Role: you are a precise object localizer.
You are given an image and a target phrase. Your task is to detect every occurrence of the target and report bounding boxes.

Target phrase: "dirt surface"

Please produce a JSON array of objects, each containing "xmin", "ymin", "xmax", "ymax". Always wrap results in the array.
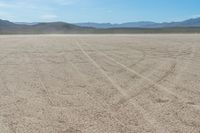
[{"xmin": 0, "ymin": 34, "xmax": 200, "ymax": 133}]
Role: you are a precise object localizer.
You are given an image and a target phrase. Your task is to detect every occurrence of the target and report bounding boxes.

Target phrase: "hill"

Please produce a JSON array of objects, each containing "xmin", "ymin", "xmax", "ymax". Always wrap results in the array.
[
  {"xmin": 0, "ymin": 19, "xmax": 17, "ymax": 26},
  {"xmin": 0, "ymin": 20, "xmax": 92, "ymax": 34},
  {"xmin": 1, "ymin": 18, "xmax": 200, "ymax": 34},
  {"xmin": 75, "ymin": 17, "xmax": 200, "ymax": 28}
]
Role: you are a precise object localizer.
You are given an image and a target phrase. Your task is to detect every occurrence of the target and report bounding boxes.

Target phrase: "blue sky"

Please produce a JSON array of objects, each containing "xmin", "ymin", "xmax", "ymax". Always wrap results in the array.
[{"xmin": 0, "ymin": 0, "xmax": 200, "ymax": 23}]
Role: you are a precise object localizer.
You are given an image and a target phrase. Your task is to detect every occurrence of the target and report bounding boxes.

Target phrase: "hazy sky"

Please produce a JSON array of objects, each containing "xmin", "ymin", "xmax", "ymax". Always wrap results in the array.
[{"xmin": 0, "ymin": 0, "xmax": 200, "ymax": 23}]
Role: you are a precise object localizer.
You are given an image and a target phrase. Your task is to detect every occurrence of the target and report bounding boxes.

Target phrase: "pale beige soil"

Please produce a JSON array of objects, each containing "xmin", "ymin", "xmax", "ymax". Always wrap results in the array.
[{"xmin": 0, "ymin": 34, "xmax": 200, "ymax": 133}]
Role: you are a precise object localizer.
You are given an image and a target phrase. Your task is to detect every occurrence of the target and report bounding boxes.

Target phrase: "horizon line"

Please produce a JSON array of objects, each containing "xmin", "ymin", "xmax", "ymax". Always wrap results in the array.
[{"xmin": 5, "ymin": 16, "xmax": 199, "ymax": 24}]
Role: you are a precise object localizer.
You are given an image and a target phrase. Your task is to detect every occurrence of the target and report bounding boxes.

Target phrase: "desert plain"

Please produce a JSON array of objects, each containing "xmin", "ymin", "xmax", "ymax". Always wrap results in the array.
[{"xmin": 0, "ymin": 34, "xmax": 200, "ymax": 133}]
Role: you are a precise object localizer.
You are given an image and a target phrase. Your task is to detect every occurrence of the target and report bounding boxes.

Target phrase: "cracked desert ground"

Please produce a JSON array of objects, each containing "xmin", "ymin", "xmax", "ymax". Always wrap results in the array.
[{"xmin": 0, "ymin": 34, "xmax": 200, "ymax": 133}]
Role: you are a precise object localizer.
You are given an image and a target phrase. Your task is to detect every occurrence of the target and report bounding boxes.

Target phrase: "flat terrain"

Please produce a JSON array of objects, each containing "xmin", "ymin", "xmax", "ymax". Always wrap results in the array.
[{"xmin": 0, "ymin": 34, "xmax": 200, "ymax": 133}]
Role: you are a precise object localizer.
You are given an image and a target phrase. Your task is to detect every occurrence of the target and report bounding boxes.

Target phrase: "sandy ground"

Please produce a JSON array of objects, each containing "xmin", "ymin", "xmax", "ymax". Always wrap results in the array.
[{"xmin": 0, "ymin": 34, "xmax": 200, "ymax": 133}]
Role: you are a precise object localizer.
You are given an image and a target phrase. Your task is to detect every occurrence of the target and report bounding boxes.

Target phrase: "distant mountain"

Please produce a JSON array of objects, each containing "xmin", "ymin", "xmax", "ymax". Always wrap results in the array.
[
  {"xmin": 75, "ymin": 23, "xmax": 113, "ymax": 28},
  {"xmin": 0, "ymin": 20, "xmax": 93, "ymax": 34},
  {"xmin": 161, "ymin": 17, "xmax": 200, "ymax": 27},
  {"xmin": 0, "ymin": 19, "xmax": 17, "ymax": 26},
  {"xmin": 75, "ymin": 17, "xmax": 200, "ymax": 28},
  {"xmin": 1, "ymin": 18, "xmax": 200, "ymax": 34},
  {"xmin": 116, "ymin": 22, "xmax": 157, "ymax": 28},
  {"xmin": 31, "ymin": 22, "xmax": 84, "ymax": 31},
  {"xmin": 14, "ymin": 22, "xmax": 39, "ymax": 25},
  {"xmin": 75, "ymin": 21, "xmax": 156, "ymax": 28}
]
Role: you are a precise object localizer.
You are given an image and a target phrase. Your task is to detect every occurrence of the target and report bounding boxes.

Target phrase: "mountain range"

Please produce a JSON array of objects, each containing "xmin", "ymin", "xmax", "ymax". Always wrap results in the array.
[
  {"xmin": 1, "ymin": 17, "xmax": 200, "ymax": 34},
  {"xmin": 75, "ymin": 17, "xmax": 200, "ymax": 28},
  {"xmin": 0, "ymin": 20, "xmax": 92, "ymax": 34}
]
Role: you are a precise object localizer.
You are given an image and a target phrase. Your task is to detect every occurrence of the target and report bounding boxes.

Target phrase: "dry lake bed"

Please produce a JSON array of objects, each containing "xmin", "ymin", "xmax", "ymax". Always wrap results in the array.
[{"xmin": 0, "ymin": 34, "xmax": 200, "ymax": 133}]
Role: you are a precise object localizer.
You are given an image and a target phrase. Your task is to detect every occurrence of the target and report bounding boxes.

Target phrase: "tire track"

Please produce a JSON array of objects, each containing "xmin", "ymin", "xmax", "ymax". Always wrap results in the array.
[
  {"xmin": 118, "ymin": 61, "xmax": 177, "ymax": 107},
  {"xmin": 99, "ymin": 44, "xmax": 178, "ymax": 100},
  {"xmin": 76, "ymin": 41, "xmax": 169, "ymax": 133},
  {"xmin": 62, "ymin": 43, "xmax": 133, "ymax": 132},
  {"xmin": 82, "ymin": 40, "xmax": 200, "ymax": 131},
  {"xmin": 95, "ymin": 42, "xmax": 147, "ymax": 74},
  {"xmin": 63, "ymin": 54, "xmax": 133, "ymax": 132},
  {"xmin": 172, "ymin": 45, "xmax": 197, "ymax": 89},
  {"xmin": 89, "ymin": 44, "xmax": 200, "ymax": 110},
  {"xmin": 112, "ymin": 50, "xmax": 147, "ymax": 74},
  {"xmin": 27, "ymin": 53, "xmax": 54, "ymax": 106}
]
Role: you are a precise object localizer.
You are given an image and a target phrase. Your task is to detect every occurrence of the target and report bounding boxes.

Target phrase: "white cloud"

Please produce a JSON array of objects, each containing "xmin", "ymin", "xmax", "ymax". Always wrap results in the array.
[
  {"xmin": 40, "ymin": 14, "xmax": 58, "ymax": 21},
  {"xmin": 192, "ymin": 14, "xmax": 200, "ymax": 18},
  {"xmin": 0, "ymin": 11, "xmax": 15, "ymax": 20}
]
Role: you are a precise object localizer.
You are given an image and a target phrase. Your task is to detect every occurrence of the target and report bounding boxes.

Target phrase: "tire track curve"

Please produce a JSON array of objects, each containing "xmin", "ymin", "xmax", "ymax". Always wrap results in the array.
[
  {"xmin": 88, "ymin": 43, "xmax": 200, "ymax": 111},
  {"xmin": 76, "ymin": 41, "xmax": 170, "ymax": 133}
]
